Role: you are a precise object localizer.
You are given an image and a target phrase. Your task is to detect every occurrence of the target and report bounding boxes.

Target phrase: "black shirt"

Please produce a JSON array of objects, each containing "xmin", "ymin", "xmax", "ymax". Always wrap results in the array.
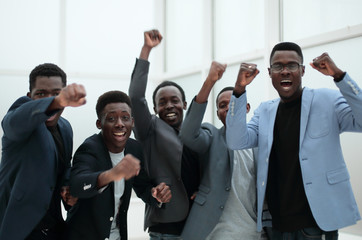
[
  {"xmin": 34, "ymin": 125, "xmax": 67, "ymax": 233},
  {"xmin": 267, "ymin": 95, "xmax": 317, "ymax": 232}
]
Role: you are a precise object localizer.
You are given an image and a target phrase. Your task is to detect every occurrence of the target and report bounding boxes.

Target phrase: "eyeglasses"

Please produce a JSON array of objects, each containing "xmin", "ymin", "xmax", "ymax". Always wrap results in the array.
[{"xmin": 270, "ymin": 63, "xmax": 303, "ymax": 73}]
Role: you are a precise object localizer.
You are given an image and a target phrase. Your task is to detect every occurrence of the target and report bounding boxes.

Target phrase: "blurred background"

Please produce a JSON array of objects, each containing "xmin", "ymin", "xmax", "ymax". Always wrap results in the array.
[{"xmin": 1, "ymin": 0, "xmax": 362, "ymax": 239}]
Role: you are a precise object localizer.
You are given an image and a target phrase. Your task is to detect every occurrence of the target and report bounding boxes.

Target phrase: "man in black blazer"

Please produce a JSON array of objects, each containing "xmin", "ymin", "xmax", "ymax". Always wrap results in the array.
[
  {"xmin": 67, "ymin": 91, "xmax": 171, "ymax": 240},
  {"xmin": 0, "ymin": 63, "xmax": 86, "ymax": 240}
]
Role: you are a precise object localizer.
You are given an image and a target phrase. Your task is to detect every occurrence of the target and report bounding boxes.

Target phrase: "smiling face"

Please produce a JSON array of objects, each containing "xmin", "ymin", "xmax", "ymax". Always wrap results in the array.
[
  {"xmin": 268, "ymin": 50, "xmax": 305, "ymax": 103},
  {"xmin": 97, "ymin": 102, "xmax": 134, "ymax": 153},
  {"xmin": 154, "ymin": 85, "xmax": 187, "ymax": 130},
  {"xmin": 27, "ymin": 76, "xmax": 64, "ymax": 127},
  {"xmin": 216, "ymin": 90, "xmax": 232, "ymax": 126}
]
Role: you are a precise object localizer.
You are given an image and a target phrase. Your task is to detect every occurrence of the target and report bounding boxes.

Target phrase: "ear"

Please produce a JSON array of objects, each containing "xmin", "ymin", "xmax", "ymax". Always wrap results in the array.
[
  {"xmin": 246, "ymin": 103, "xmax": 251, "ymax": 113},
  {"xmin": 183, "ymin": 101, "xmax": 187, "ymax": 110},
  {"xmin": 153, "ymin": 106, "xmax": 158, "ymax": 115},
  {"xmin": 268, "ymin": 68, "xmax": 272, "ymax": 78},
  {"xmin": 216, "ymin": 109, "xmax": 221, "ymax": 120},
  {"xmin": 301, "ymin": 65, "xmax": 305, "ymax": 77},
  {"xmin": 96, "ymin": 119, "xmax": 102, "ymax": 129},
  {"xmin": 132, "ymin": 117, "xmax": 135, "ymax": 128},
  {"xmin": 27, "ymin": 92, "xmax": 31, "ymax": 98}
]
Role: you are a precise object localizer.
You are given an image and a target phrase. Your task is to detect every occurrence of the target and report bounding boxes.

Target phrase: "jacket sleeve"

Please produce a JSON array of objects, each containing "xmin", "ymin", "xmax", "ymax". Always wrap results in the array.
[
  {"xmin": 226, "ymin": 92, "xmax": 259, "ymax": 150},
  {"xmin": 128, "ymin": 58, "xmax": 153, "ymax": 141},
  {"xmin": 69, "ymin": 143, "xmax": 104, "ymax": 199},
  {"xmin": 2, "ymin": 96, "xmax": 60, "ymax": 141},
  {"xmin": 335, "ymin": 73, "xmax": 362, "ymax": 131},
  {"xmin": 179, "ymin": 98, "xmax": 212, "ymax": 154}
]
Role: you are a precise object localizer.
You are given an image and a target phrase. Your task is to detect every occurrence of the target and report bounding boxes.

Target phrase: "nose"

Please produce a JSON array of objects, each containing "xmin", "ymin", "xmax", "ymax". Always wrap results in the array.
[
  {"xmin": 165, "ymin": 101, "xmax": 173, "ymax": 109},
  {"xmin": 280, "ymin": 65, "xmax": 291, "ymax": 74},
  {"xmin": 115, "ymin": 117, "xmax": 125, "ymax": 127}
]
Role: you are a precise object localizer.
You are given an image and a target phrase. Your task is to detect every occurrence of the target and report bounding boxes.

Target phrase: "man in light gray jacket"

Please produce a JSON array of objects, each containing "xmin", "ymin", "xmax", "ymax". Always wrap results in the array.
[{"xmin": 180, "ymin": 61, "xmax": 266, "ymax": 240}]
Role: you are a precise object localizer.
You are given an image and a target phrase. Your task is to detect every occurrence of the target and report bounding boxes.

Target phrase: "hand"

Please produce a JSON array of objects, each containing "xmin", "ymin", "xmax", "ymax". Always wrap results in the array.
[
  {"xmin": 310, "ymin": 52, "xmax": 344, "ymax": 79},
  {"xmin": 144, "ymin": 29, "xmax": 163, "ymax": 49},
  {"xmin": 234, "ymin": 63, "xmax": 259, "ymax": 94},
  {"xmin": 151, "ymin": 182, "xmax": 172, "ymax": 203},
  {"xmin": 55, "ymin": 83, "xmax": 87, "ymax": 108},
  {"xmin": 60, "ymin": 186, "xmax": 78, "ymax": 207},
  {"xmin": 206, "ymin": 61, "xmax": 227, "ymax": 83},
  {"xmin": 110, "ymin": 154, "xmax": 141, "ymax": 181},
  {"xmin": 190, "ymin": 191, "xmax": 197, "ymax": 200}
]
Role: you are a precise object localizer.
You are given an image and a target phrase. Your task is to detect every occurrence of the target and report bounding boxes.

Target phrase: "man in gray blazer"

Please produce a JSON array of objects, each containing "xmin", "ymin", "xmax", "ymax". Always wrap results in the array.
[
  {"xmin": 128, "ymin": 30, "xmax": 200, "ymax": 239},
  {"xmin": 179, "ymin": 61, "xmax": 264, "ymax": 240}
]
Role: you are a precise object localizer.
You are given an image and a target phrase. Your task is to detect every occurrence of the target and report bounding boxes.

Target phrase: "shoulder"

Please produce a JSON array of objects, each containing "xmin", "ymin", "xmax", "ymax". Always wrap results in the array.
[
  {"xmin": 201, "ymin": 122, "xmax": 219, "ymax": 132},
  {"xmin": 58, "ymin": 116, "xmax": 72, "ymax": 129},
  {"xmin": 125, "ymin": 138, "xmax": 144, "ymax": 158},
  {"xmin": 304, "ymin": 87, "xmax": 340, "ymax": 101},
  {"xmin": 76, "ymin": 134, "xmax": 103, "ymax": 153},
  {"xmin": 7, "ymin": 96, "xmax": 31, "ymax": 112}
]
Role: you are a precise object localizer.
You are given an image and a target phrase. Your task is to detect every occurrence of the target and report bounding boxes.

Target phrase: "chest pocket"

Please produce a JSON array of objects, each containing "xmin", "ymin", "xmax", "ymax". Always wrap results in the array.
[{"xmin": 307, "ymin": 113, "xmax": 330, "ymax": 138}]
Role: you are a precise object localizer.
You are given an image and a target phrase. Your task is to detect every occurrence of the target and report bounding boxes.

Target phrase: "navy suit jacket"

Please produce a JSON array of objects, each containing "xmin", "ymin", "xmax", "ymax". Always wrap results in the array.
[
  {"xmin": 0, "ymin": 96, "xmax": 73, "ymax": 240},
  {"xmin": 67, "ymin": 133, "xmax": 158, "ymax": 240}
]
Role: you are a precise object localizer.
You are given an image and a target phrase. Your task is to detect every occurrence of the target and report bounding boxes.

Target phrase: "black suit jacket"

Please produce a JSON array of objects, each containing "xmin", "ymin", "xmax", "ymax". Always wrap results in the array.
[
  {"xmin": 0, "ymin": 96, "xmax": 73, "ymax": 240},
  {"xmin": 66, "ymin": 133, "xmax": 158, "ymax": 240}
]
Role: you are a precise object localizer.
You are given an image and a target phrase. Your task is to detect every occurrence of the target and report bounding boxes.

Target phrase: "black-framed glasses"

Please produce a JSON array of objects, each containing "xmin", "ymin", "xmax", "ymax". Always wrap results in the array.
[{"xmin": 270, "ymin": 63, "xmax": 303, "ymax": 73}]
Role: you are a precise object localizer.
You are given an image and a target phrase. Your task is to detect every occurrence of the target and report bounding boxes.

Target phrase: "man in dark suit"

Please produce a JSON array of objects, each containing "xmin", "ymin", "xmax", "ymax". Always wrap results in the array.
[
  {"xmin": 66, "ymin": 90, "xmax": 171, "ymax": 240},
  {"xmin": 0, "ymin": 63, "xmax": 86, "ymax": 240},
  {"xmin": 128, "ymin": 30, "xmax": 200, "ymax": 239}
]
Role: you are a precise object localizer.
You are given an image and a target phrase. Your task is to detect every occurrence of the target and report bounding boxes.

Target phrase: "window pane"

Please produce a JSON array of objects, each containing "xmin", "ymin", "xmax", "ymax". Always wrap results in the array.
[
  {"xmin": 214, "ymin": 0, "xmax": 265, "ymax": 60},
  {"xmin": 302, "ymin": 36, "xmax": 362, "ymax": 90},
  {"xmin": 0, "ymin": 0, "xmax": 60, "ymax": 70},
  {"xmin": 170, "ymin": 73, "xmax": 203, "ymax": 106},
  {"xmin": 283, "ymin": 0, "xmax": 362, "ymax": 40},
  {"xmin": 165, "ymin": 1, "xmax": 203, "ymax": 72},
  {"xmin": 66, "ymin": 0, "xmax": 155, "ymax": 75}
]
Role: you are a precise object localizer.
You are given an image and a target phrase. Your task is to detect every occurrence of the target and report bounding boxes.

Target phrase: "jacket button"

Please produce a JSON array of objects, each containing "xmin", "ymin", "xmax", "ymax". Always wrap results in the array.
[
  {"xmin": 220, "ymin": 205, "xmax": 224, "ymax": 209},
  {"xmin": 110, "ymin": 217, "xmax": 113, "ymax": 221},
  {"xmin": 225, "ymin": 187, "xmax": 230, "ymax": 191}
]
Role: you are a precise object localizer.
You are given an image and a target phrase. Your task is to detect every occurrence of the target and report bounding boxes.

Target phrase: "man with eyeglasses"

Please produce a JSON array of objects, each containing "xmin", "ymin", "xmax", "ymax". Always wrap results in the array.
[{"xmin": 226, "ymin": 42, "xmax": 362, "ymax": 240}]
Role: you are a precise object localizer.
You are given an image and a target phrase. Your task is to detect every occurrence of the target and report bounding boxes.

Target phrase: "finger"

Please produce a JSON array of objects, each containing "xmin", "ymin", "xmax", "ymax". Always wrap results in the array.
[
  {"xmin": 158, "ymin": 189, "xmax": 171, "ymax": 202},
  {"xmin": 156, "ymin": 182, "xmax": 166, "ymax": 190},
  {"xmin": 158, "ymin": 185, "xmax": 170, "ymax": 196},
  {"xmin": 160, "ymin": 191, "xmax": 172, "ymax": 203}
]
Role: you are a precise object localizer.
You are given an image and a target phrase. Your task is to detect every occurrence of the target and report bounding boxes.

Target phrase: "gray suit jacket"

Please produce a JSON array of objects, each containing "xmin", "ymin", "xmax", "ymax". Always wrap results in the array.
[
  {"xmin": 179, "ymin": 99, "xmax": 234, "ymax": 240},
  {"xmin": 128, "ymin": 59, "xmax": 190, "ymax": 230}
]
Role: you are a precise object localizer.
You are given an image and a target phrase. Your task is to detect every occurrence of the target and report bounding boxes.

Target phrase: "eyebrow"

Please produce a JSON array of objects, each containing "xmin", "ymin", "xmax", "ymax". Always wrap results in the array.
[{"xmin": 34, "ymin": 88, "xmax": 62, "ymax": 92}]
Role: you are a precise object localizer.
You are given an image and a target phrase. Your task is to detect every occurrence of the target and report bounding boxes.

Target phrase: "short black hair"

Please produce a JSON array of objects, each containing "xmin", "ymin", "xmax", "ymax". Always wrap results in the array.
[
  {"xmin": 152, "ymin": 81, "xmax": 186, "ymax": 107},
  {"xmin": 270, "ymin": 42, "xmax": 303, "ymax": 64},
  {"xmin": 216, "ymin": 86, "xmax": 234, "ymax": 107},
  {"xmin": 96, "ymin": 91, "xmax": 132, "ymax": 119},
  {"xmin": 29, "ymin": 63, "xmax": 66, "ymax": 92}
]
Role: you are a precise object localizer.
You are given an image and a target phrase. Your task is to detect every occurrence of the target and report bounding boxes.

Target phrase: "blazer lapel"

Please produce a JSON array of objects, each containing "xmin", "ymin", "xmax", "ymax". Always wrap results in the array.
[
  {"xmin": 300, "ymin": 88, "xmax": 313, "ymax": 146},
  {"xmin": 267, "ymin": 99, "xmax": 280, "ymax": 152}
]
